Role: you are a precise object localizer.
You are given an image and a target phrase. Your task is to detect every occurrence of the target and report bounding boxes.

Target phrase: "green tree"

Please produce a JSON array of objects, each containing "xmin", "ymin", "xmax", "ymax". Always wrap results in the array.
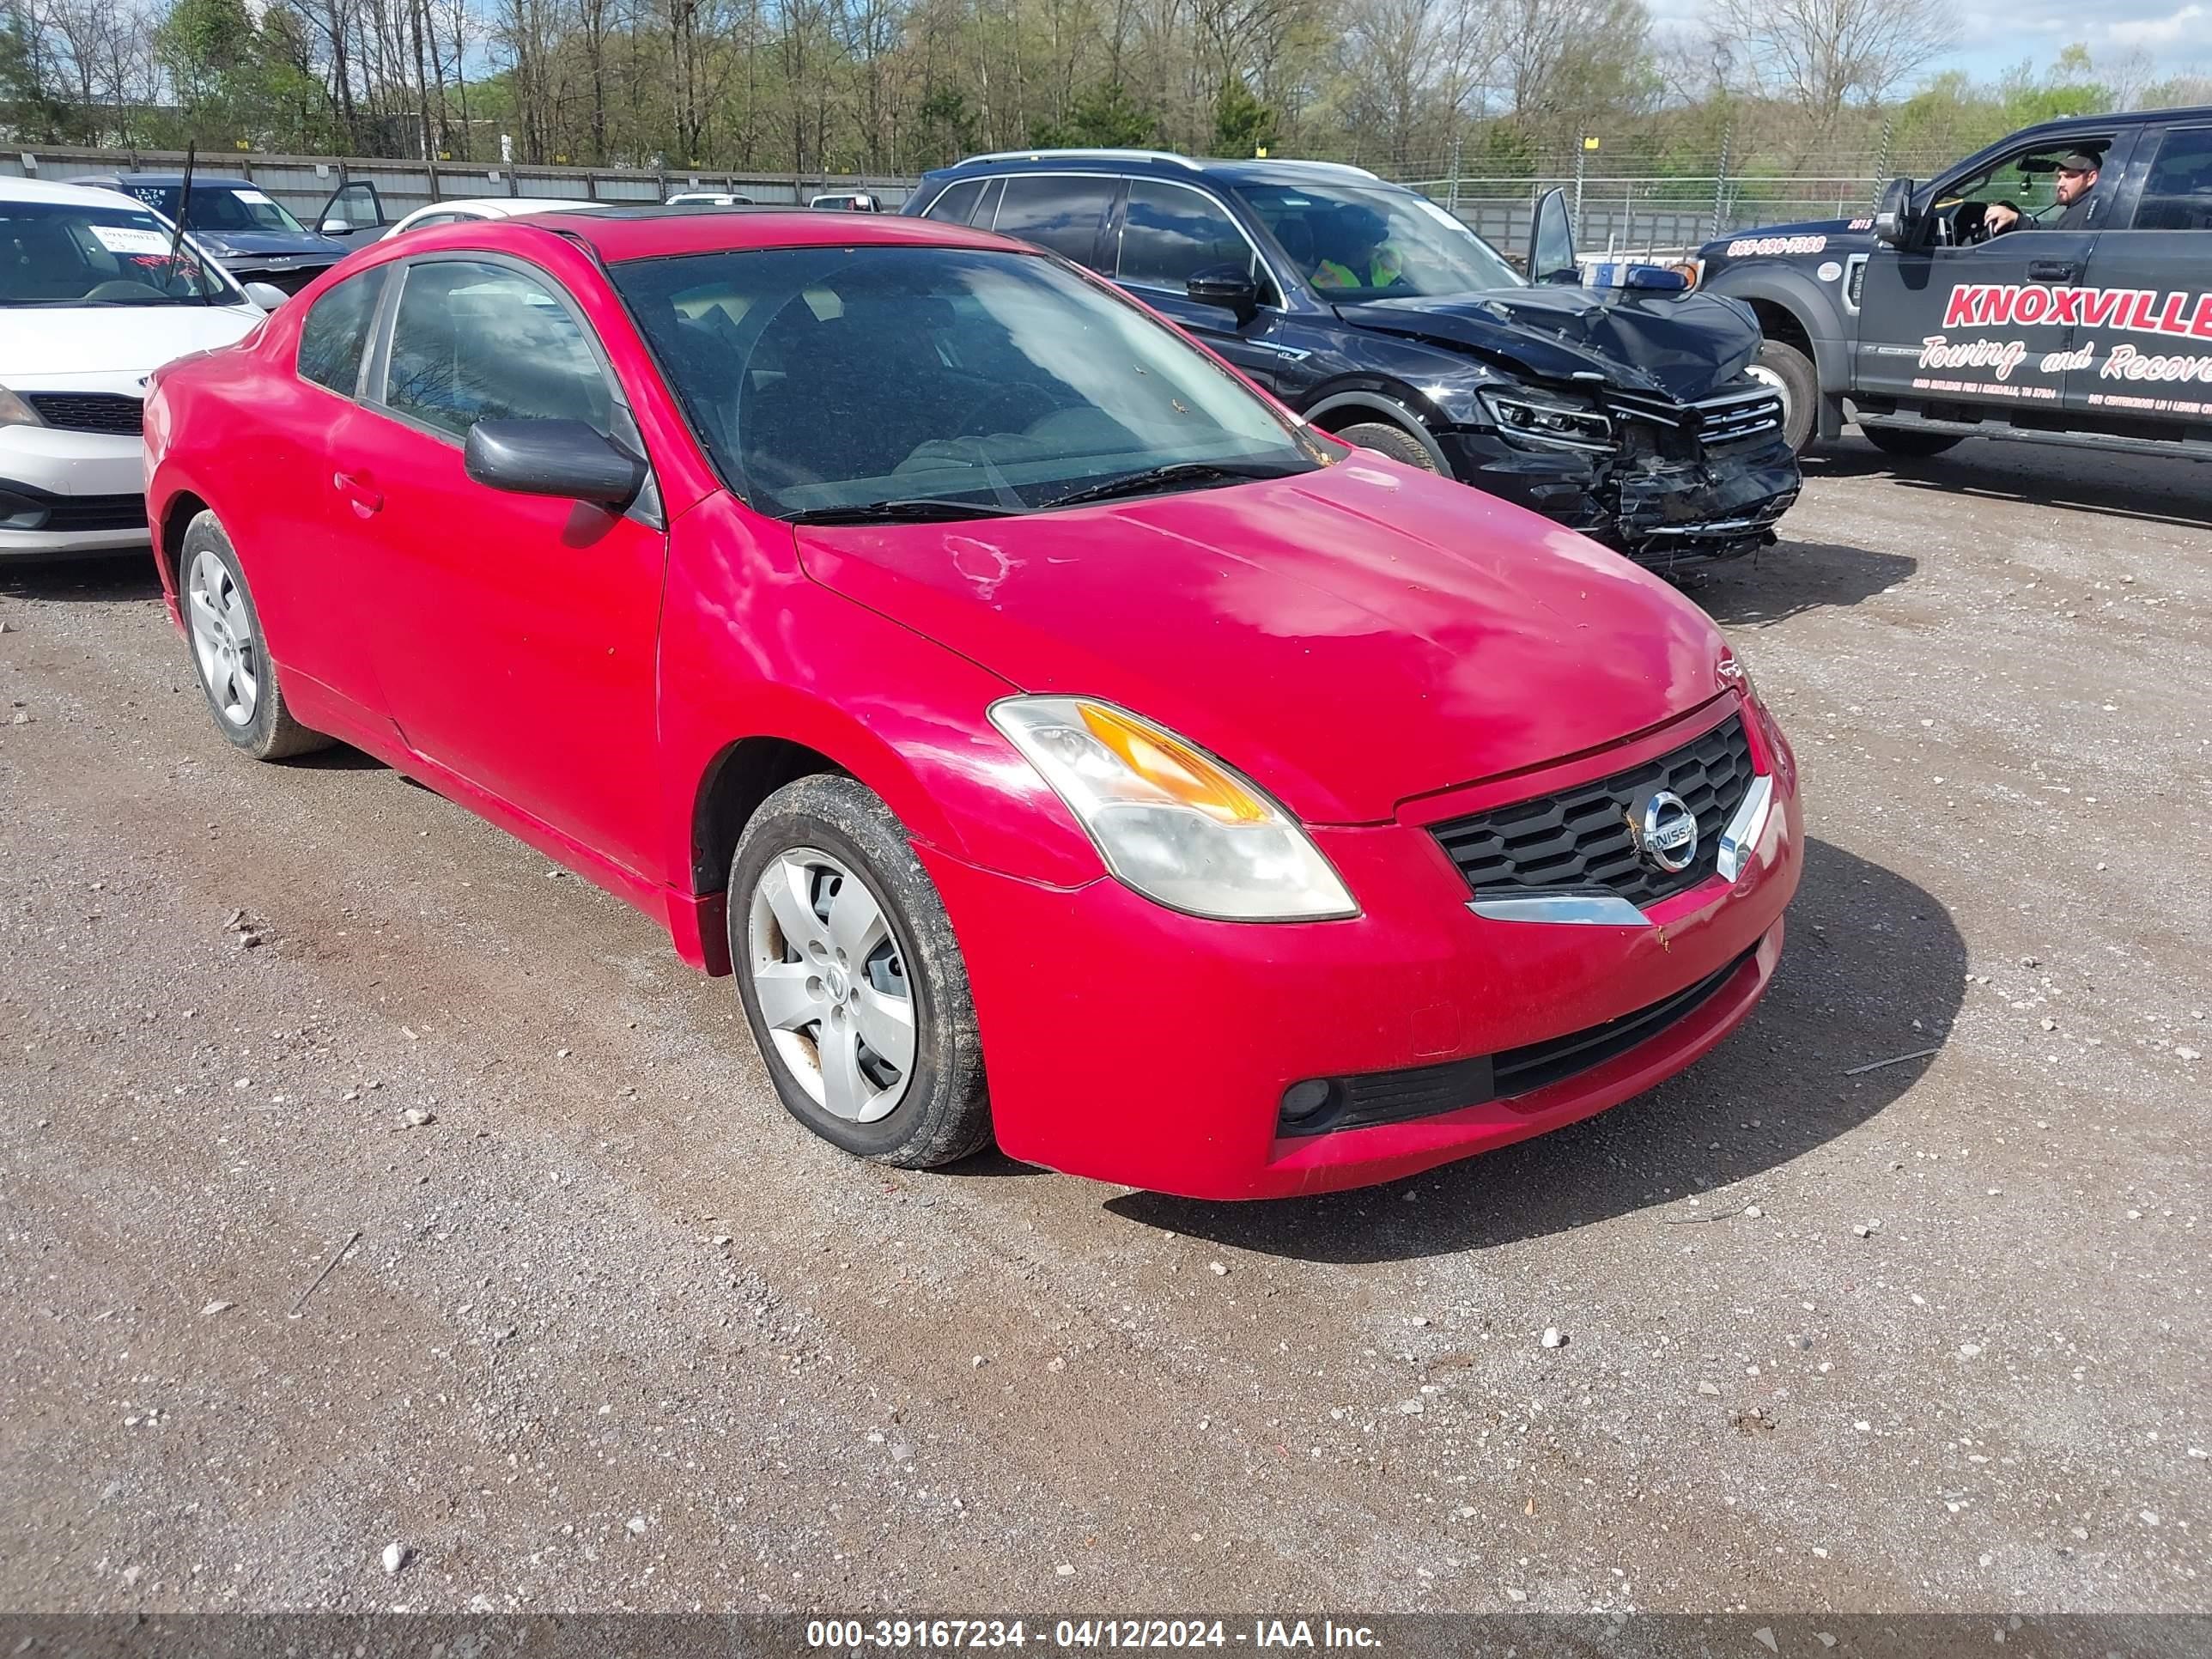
[
  {"xmin": 1030, "ymin": 82, "xmax": 1158, "ymax": 149},
  {"xmin": 0, "ymin": 7, "xmax": 70, "ymax": 142},
  {"xmin": 1212, "ymin": 76, "xmax": 1277, "ymax": 156}
]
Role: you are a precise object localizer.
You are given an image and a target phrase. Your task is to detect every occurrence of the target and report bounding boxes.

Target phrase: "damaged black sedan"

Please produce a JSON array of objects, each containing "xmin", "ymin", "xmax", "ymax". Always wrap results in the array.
[{"xmin": 906, "ymin": 151, "xmax": 1800, "ymax": 570}]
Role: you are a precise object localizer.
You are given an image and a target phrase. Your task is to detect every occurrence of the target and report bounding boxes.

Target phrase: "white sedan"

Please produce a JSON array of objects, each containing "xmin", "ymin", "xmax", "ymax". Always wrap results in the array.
[
  {"xmin": 386, "ymin": 197, "xmax": 597, "ymax": 236},
  {"xmin": 0, "ymin": 177, "xmax": 267, "ymax": 557}
]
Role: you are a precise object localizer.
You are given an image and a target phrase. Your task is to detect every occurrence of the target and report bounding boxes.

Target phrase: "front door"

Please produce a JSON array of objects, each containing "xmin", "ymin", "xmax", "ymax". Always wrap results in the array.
[
  {"xmin": 1104, "ymin": 179, "xmax": 1315, "ymax": 396},
  {"xmin": 1855, "ymin": 131, "xmax": 2125, "ymax": 418},
  {"xmin": 2069, "ymin": 124, "xmax": 2212, "ymax": 434},
  {"xmin": 333, "ymin": 252, "xmax": 667, "ymax": 878}
]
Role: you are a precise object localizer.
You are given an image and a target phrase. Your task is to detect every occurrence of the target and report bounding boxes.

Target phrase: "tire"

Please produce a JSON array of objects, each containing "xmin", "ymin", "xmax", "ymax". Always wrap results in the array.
[
  {"xmin": 1860, "ymin": 424, "xmax": 1964, "ymax": 460},
  {"xmin": 727, "ymin": 774, "xmax": 992, "ymax": 1169},
  {"xmin": 1334, "ymin": 420, "xmax": 1440, "ymax": 473},
  {"xmin": 178, "ymin": 509, "xmax": 332, "ymax": 761},
  {"xmin": 1749, "ymin": 338, "xmax": 1818, "ymax": 455}
]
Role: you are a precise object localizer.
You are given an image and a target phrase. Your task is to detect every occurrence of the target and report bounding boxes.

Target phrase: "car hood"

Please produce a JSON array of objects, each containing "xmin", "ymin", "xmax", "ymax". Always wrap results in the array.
[
  {"xmin": 0, "ymin": 303, "xmax": 262, "ymax": 381},
  {"xmin": 196, "ymin": 229, "xmax": 343, "ymax": 259},
  {"xmin": 1335, "ymin": 288, "xmax": 1763, "ymax": 402},
  {"xmin": 795, "ymin": 459, "xmax": 1729, "ymax": 824}
]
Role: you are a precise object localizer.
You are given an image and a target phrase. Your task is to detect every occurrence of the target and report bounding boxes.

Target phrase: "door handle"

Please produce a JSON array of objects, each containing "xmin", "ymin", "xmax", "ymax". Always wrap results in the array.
[
  {"xmin": 2027, "ymin": 259, "xmax": 2077, "ymax": 283},
  {"xmin": 333, "ymin": 469, "xmax": 383, "ymax": 517}
]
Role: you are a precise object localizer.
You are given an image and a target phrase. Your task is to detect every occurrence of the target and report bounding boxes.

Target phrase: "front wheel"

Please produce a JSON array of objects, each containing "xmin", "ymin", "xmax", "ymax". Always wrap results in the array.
[
  {"xmin": 727, "ymin": 775, "xmax": 993, "ymax": 1169},
  {"xmin": 1748, "ymin": 339, "xmax": 1818, "ymax": 455},
  {"xmin": 1334, "ymin": 421, "xmax": 1440, "ymax": 473},
  {"xmin": 1860, "ymin": 424, "xmax": 1964, "ymax": 460}
]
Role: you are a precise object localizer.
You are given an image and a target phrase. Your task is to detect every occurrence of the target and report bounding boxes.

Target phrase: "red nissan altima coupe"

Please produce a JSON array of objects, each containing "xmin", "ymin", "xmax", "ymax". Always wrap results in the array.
[{"xmin": 143, "ymin": 207, "xmax": 1802, "ymax": 1200}]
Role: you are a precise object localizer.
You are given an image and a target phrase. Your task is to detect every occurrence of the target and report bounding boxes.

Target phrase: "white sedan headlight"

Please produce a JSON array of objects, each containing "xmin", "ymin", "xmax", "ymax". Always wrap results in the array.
[
  {"xmin": 0, "ymin": 386, "xmax": 45, "ymax": 429},
  {"xmin": 990, "ymin": 697, "xmax": 1358, "ymax": 922}
]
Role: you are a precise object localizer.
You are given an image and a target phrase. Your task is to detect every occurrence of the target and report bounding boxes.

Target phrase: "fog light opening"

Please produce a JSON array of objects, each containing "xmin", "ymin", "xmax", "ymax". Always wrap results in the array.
[{"xmin": 1279, "ymin": 1078, "xmax": 1336, "ymax": 1124}]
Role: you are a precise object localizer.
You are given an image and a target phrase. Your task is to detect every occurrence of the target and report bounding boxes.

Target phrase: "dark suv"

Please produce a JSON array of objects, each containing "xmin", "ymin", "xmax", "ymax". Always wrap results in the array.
[
  {"xmin": 76, "ymin": 173, "xmax": 346, "ymax": 295},
  {"xmin": 904, "ymin": 149, "xmax": 1801, "ymax": 568}
]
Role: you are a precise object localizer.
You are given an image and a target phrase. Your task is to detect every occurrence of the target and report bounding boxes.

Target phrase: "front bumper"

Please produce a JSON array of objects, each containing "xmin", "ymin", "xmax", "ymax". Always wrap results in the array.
[
  {"xmin": 1443, "ymin": 431, "xmax": 1801, "ymax": 571},
  {"xmin": 925, "ymin": 699, "xmax": 1802, "ymax": 1200},
  {"xmin": 0, "ymin": 427, "xmax": 149, "ymax": 555}
]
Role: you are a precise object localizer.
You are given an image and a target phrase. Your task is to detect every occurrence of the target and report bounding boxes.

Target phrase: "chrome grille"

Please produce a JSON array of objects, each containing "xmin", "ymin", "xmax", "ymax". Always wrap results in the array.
[{"xmin": 1605, "ymin": 383, "xmax": 1784, "ymax": 449}]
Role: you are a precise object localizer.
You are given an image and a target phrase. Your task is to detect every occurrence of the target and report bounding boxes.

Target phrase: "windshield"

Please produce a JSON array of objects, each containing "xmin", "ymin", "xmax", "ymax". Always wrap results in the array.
[
  {"xmin": 612, "ymin": 245, "xmax": 1319, "ymax": 519},
  {"xmin": 125, "ymin": 184, "xmax": 311, "ymax": 237},
  {"xmin": 1236, "ymin": 180, "xmax": 1523, "ymax": 300},
  {"xmin": 0, "ymin": 198, "xmax": 234, "ymax": 307}
]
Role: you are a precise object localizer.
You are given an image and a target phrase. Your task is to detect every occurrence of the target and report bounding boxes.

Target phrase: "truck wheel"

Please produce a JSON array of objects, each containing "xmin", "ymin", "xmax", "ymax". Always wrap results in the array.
[
  {"xmin": 1750, "ymin": 340, "xmax": 1818, "ymax": 454},
  {"xmin": 1334, "ymin": 422, "xmax": 1440, "ymax": 473},
  {"xmin": 1861, "ymin": 425, "xmax": 1964, "ymax": 460}
]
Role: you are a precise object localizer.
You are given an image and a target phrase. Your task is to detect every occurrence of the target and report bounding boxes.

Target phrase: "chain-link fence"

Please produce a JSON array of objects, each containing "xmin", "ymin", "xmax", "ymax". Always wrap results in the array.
[{"xmin": 3, "ymin": 123, "xmax": 1989, "ymax": 259}]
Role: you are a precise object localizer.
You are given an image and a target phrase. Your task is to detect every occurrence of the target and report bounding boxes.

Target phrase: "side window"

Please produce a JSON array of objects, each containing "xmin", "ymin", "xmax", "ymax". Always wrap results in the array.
[
  {"xmin": 406, "ymin": 211, "xmax": 463, "ymax": 232},
  {"xmin": 991, "ymin": 174, "xmax": 1115, "ymax": 264},
  {"xmin": 1117, "ymin": 182, "xmax": 1255, "ymax": 291},
  {"xmin": 2133, "ymin": 129, "xmax": 2212, "ymax": 230},
  {"xmin": 921, "ymin": 178, "xmax": 986, "ymax": 226},
  {"xmin": 296, "ymin": 267, "xmax": 389, "ymax": 396},
  {"xmin": 380, "ymin": 259, "xmax": 612, "ymax": 441}
]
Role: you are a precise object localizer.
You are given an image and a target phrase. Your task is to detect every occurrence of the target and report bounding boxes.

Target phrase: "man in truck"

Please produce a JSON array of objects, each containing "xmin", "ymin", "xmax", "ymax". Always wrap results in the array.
[{"xmin": 1984, "ymin": 149, "xmax": 2103, "ymax": 235}]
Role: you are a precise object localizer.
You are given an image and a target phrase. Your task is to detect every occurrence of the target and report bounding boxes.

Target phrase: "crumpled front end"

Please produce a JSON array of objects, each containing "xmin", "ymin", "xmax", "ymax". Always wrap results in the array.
[{"xmin": 1441, "ymin": 377, "xmax": 1800, "ymax": 572}]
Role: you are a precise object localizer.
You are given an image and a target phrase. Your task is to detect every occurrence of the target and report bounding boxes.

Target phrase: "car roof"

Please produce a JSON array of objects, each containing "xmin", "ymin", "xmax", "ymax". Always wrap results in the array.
[
  {"xmin": 404, "ymin": 197, "xmax": 597, "ymax": 216},
  {"xmin": 509, "ymin": 205, "xmax": 1023, "ymax": 263},
  {"xmin": 72, "ymin": 171, "xmax": 258, "ymax": 187},
  {"xmin": 0, "ymin": 175, "xmax": 170, "ymax": 206},
  {"xmin": 924, "ymin": 149, "xmax": 1391, "ymax": 191}
]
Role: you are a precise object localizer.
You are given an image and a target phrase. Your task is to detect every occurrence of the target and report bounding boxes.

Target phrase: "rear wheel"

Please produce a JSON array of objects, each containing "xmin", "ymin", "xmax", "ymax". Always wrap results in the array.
[
  {"xmin": 1334, "ymin": 421, "xmax": 1439, "ymax": 473},
  {"xmin": 1748, "ymin": 338, "xmax": 1818, "ymax": 454},
  {"xmin": 179, "ymin": 510, "xmax": 331, "ymax": 761},
  {"xmin": 728, "ymin": 775, "xmax": 992, "ymax": 1169},
  {"xmin": 1860, "ymin": 424, "xmax": 1964, "ymax": 460}
]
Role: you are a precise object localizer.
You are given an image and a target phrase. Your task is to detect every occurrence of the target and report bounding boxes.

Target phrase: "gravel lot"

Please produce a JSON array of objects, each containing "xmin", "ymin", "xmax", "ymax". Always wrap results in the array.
[{"xmin": 0, "ymin": 434, "xmax": 2206, "ymax": 1616}]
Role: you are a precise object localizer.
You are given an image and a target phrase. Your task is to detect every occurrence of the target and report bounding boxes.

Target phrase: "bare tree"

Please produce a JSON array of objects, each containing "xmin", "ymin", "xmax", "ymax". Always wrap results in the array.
[{"xmin": 1713, "ymin": 0, "xmax": 1958, "ymax": 129}]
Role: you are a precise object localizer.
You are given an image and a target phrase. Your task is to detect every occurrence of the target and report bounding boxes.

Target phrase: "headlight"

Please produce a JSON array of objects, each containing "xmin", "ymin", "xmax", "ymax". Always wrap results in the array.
[
  {"xmin": 989, "ymin": 697, "xmax": 1358, "ymax": 922},
  {"xmin": 0, "ymin": 385, "xmax": 44, "ymax": 429},
  {"xmin": 1479, "ymin": 386, "xmax": 1613, "ymax": 452}
]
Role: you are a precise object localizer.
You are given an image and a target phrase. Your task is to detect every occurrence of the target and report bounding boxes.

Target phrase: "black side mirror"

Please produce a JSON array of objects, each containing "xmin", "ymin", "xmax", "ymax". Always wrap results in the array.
[
  {"xmin": 1530, "ymin": 186, "xmax": 1577, "ymax": 284},
  {"xmin": 465, "ymin": 420, "xmax": 646, "ymax": 507},
  {"xmin": 1187, "ymin": 264, "xmax": 1260, "ymax": 323},
  {"xmin": 1873, "ymin": 177, "xmax": 1918, "ymax": 247}
]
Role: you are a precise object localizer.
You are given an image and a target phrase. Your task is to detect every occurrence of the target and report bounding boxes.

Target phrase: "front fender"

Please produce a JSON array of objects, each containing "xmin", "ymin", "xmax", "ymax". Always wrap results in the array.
[
  {"xmin": 658, "ymin": 495, "xmax": 1107, "ymax": 913},
  {"xmin": 1704, "ymin": 263, "xmax": 1856, "ymax": 396}
]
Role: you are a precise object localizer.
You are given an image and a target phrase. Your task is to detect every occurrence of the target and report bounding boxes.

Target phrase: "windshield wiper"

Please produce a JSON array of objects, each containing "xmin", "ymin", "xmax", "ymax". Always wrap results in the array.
[
  {"xmin": 784, "ymin": 498, "xmax": 1030, "ymax": 525},
  {"xmin": 1042, "ymin": 459, "xmax": 1296, "ymax": 510}
]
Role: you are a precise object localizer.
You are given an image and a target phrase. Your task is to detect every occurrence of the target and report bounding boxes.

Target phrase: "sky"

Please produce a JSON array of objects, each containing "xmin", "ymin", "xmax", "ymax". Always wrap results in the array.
[{"xmin": 1649, "ymin": 0, "xmax": 2212, "ymax": 86}]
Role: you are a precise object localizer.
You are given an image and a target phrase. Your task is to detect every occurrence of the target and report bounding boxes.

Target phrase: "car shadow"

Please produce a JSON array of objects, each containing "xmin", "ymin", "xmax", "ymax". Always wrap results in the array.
[
  {"xmin": 1103, "ymin": 836, "xmax": 1961, "ymax": 1263},
  {"xmin": 0, "ymin": 554, "xmax": 165, "ymax": 604},
  {"xmin": 1809, "ymin": 435, "xmax": 2212, "ymax": 532},
  {"xmin": 1687, "ymin": 540, "xmax": 1917, "ymax": 628}
]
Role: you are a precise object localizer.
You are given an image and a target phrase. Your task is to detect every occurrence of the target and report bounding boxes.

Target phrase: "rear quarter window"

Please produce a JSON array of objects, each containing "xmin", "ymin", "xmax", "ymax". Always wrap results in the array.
[{"xmin": 296, "ymin": 267, "xmax": 389, "ymax": 396}]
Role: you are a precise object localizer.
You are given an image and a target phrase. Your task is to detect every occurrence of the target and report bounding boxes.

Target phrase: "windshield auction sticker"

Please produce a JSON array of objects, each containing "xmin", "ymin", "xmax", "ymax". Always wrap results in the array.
[{"xmin": 87, "ymin": 223, "xmax": 177, "ymax": 257}]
